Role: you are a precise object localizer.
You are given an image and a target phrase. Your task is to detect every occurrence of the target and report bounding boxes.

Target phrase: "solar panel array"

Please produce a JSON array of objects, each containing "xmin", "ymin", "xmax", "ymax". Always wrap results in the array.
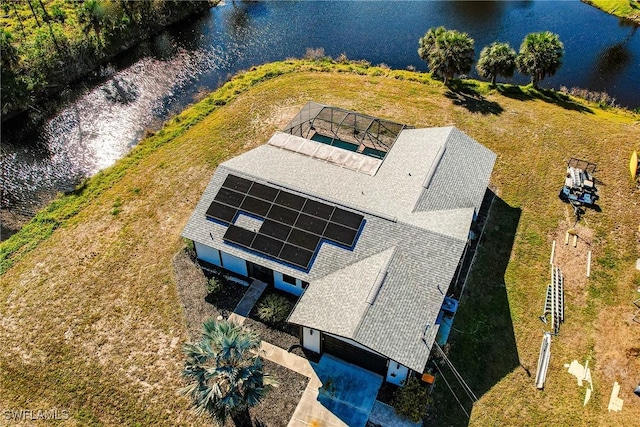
[{"xmin": 205, "ymin": 174, "xmax": 364, "ymax": 269}]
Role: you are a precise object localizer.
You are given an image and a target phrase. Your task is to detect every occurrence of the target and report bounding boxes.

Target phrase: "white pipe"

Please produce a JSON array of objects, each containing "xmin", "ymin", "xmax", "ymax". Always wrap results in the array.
[{"xmin": 587, "ymin": 251, "xmax": 592, "ymax": 278}]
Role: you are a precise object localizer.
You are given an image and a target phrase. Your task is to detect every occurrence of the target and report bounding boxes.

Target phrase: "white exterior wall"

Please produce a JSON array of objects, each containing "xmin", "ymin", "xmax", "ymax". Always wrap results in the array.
[
  {"xmin": 302, "ymin": 327, "xmax": 321, "ymax": 353},
  {"xmin": 220, "ymin": 251, "xmax": 248, "ymax": 277},
  {"xmin": 273, "ymin": 271, "xmax": 304, "ymax": 296},
  {"xmin": 194, "ymin": 242, "xmax": 222, "ymax": 267},
  {"xmin": 386, "ymin": 361, "xmax": 409, "ymax": 385}
]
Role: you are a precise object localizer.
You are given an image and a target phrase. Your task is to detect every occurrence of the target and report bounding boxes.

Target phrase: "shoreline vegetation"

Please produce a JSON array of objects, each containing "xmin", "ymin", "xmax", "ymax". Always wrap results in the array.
[
  {"xmin": 1, "ymin": 58, "xmax": 639, "ymax": 425},
  {"xmin": 1, "ymin": 57, "xmax": 638, "ymax": 274},
  {"xmin": 0, "ymin": 0, "xmax": 217, "ymax": 121},
  {"xmin": 583, "ymin": 0, "xmax": 640, "ymax": 24}
]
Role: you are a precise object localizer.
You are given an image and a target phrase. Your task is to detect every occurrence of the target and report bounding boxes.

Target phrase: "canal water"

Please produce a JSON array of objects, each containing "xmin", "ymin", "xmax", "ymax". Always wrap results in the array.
[{"xmin": 1, "ymin": 0, "xmax": 638, "ymax": 238}]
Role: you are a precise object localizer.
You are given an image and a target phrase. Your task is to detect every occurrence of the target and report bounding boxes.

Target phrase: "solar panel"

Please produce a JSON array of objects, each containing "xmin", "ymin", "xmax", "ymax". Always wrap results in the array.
[
  {"xmin": 251, "ymin": 234, "xmax": 285, "ymax": 257},
  {"xmin": 288, "ymin": 228, "xmax": 321, "ymax": 252},
  {"xmin": 267, "ymin": 204, "xmax": 299, "ymax": 225},
  {"xmin": 330, "ymin": 207, "xmax": 363, "ymax": 230},
  {"xmin": 259, "ymin": 219, "xmax": 291, "ymax": 241},
  {"xmin": 275, "ymin": 191, "xmax": 306, "ymax": 210},
  {"xmin": 323, "ymin": 222, "xmax": 358, "ymax": 247},
  {"xmin": 302, "ymin": 199, "xmax": 334, "ymax": 220},
  {"xmin": 240, "ymin": 196, "xmax": 271, "ymax": 217},
  {"xmin": 214, "ymin": 187, "xmax": 245, "ymax": 208},
  {"xmin": 248, "ymin": 182, "xmax": 279, "ymax": 202},
  {"xmin": 206, "ymin": 201, "xmax": 238, "ymax": 224},
  {"xmin": 280, "ymin": 244, "xmax": 314, "ymax": 269},
  {"xmin": 210, "ymin": 174, "xmax": 365, "ymax": 270},
  {"xmin": 224, "ymin": 225, "xmax": 255, "ymax": 247},
  {"xmin": 295, "ymin": 213, "xmax": 327, "ymax": 235},
  {"xmin": 222, "ymin": 174, "xmax": 252, "ymax": 193}
]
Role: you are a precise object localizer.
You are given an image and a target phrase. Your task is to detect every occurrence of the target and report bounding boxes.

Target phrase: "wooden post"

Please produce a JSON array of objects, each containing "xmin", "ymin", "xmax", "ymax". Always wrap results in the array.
[
  {"xmin": 587, "ymin": 251, "xmax": 592, "ymax": 278},
  {"xmin": 565, "ymin": 232, "xmax": 570, "ymax": 245},
  {"xmin": 573, "ymin": 234, "xmax": 578, "ymax": 248}
]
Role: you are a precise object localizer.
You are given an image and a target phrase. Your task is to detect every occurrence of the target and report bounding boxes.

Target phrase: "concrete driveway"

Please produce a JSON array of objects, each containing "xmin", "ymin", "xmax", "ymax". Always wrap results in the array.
[{"xmin": 288, "ymin": 354, "xmax": 383, "ymax": 427}]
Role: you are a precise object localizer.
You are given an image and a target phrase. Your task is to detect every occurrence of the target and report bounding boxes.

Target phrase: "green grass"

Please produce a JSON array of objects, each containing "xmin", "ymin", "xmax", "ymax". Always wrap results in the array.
[
  {"xmin": 583, "ymin": 0, "xmax": 640, "ymax": 24},
  {"xmin": 1, "ymin": 59, "xmax": 639, "ymax": 426}
]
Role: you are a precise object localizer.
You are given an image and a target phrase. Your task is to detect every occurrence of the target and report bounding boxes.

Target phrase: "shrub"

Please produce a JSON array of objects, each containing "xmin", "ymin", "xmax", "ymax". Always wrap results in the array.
[
  {"xmin": 391, "ymin": 376, "xmax": 432, "ymax": 422},
  {"xmin": 336, "ymin": 52, "xmax": 349, "ymax": 64},
  {"xmin": 304, "ymin": 47, "xmax": 326, "ymax": 60},
  {"xmin": 207, "ymin": 276, "xmax": 224, "ymax": 295},
  {"xmin": 559, "ymin": 86, "xmax": 618, "ymax": 108},
  {"xmin": 256, "ymin": 293, "xmax": 293, "ymax": 324}
]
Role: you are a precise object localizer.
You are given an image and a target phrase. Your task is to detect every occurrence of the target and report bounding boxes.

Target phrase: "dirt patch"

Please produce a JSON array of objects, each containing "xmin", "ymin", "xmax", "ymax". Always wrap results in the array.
[
  {"xmin": 173, "ymin": 249, "xmax": 218, "ymax": 341},
  {"xmin": 549, "ymin": 218, "xmax": 594, "ymax": 307},
  {"xmin": 246, "ymin": 359, "xmax": 308, "ymax": 426},
  {"xmin": 173, "ymin": 250, "xmax": 245, "ymax": 341}
]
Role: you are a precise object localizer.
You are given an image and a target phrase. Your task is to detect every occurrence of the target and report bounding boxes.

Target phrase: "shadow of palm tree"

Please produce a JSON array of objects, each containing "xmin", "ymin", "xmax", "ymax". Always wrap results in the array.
[
  {"xmin": 444, "ymin": 80, "xmax": 503, "ymax": 115},
  {"xmin": 497, "ymin": 85, "xmax": 593, "ymax": 114}
]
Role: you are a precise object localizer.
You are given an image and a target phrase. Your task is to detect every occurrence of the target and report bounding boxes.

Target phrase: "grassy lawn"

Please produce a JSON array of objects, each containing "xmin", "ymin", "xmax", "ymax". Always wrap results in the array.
[
  {"xmin": 1, "ymin": 59, "xmax": 639, "ymax": 426},
  {"xmin": 583, "ymin": 0, "xmax": 640, "ymax": 24}
]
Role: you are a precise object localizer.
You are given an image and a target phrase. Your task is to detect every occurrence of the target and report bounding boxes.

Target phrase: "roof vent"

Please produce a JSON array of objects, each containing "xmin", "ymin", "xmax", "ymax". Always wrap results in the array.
[
  {"xmin": 423, "ymin": 143, "xmax": 447, "ymax": 189},
  {"xmin": 366, "ymin": 270, "xmax": 387, "ymax": 305}
]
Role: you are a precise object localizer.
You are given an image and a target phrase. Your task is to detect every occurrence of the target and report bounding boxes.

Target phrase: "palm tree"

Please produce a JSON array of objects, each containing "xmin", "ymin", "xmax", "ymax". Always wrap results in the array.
[
  {"xmin": 476, "ymin": 42, "xmax": 517, "ymax": 85},
  {"xmin": 417, "ymin": 26, "xmax": 446, "ymax": 60},
  {"xmin": 181, "ymin": 319, "xmax": 275, "ymax": 426},
  {"xmin": 418, "ymin": 27, "xmax": 475, "ymax": 85},
  {"xmin": 516, "ymin": 31, "xmax": 564, "ymax": 88}
]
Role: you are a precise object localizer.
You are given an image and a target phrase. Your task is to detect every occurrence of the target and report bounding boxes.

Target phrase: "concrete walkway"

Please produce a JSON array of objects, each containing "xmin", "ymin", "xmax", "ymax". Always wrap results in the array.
[
  {"xmin": 228, "ymin": 279, "xmax": 267, "ymax": 325},
  {"xmin": 260, "ymin": 342, "xmax": 320, "ymax": 386}
]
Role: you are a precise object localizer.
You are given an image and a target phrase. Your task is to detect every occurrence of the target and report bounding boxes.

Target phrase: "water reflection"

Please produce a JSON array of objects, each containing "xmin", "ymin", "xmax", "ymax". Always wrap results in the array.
[
  {"xmin": 596, "ymin": 42, "xmax": 632, "ymax": 75},
  {"xmin": 2, "ymin": 1, "xmax": 640, "ymax": 239},
  {"xmin": 101, "ymin": 78, "xmax": 139, "ymax": 104},
  {"xmin": 590, "ymin": 25, "xmax": 637, "ymax": 87},
  {"xmin": 446, "ymin": 1, "xmax": 506, "ymax": 24}
]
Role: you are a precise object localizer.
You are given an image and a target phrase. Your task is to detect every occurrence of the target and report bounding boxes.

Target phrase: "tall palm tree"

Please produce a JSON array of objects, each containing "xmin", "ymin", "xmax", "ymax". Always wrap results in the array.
[
  {"xmin": 418, "ymin": 27, "xmax": 474, "ymax": 85},
  {"xmin": 417, "ymin": 26, "xmax": 446, "ymax": 61},
  {"xmin": 516, "ymin": 31, "xmax": 564, "ymax": 88},
  {"xmin": 476, "ymin": 42, "xmax": 517, "ymax": 85},
  {"xmin": 181, "ymin": 319, "xmax": 275, "ymax": 426}
]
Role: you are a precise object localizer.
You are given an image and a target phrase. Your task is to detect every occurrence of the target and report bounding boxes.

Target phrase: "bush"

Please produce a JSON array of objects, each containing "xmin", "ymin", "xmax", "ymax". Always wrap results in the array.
[
  {"xmin": 391, "ymin": 376, "xmax": 432, "ymax": 422},
  {"xmin": 207, "ymin": 276, "xmax": 224, "ymax": 295},
  {"xmin": 559, "ymin": 86, "xmax": 617, "ymax": 108},
  {"xmin": 256, "ymin": 293, "xmax": 293, "ymax": 324},
  {"xmin": 304, "ymin": 47, "xmax": 326, "ymax": 60}
]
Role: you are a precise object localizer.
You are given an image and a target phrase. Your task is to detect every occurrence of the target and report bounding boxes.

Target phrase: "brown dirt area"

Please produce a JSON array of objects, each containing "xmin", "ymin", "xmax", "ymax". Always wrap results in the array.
[{"xmin": 550, "ymin": 217, "xmax": 595, "ymax": 308}]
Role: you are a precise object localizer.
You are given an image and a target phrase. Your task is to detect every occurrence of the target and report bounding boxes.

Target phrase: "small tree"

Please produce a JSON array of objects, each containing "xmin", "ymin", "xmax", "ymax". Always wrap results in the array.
[
  {"xmin": 391, "ymin": 376, "xmax": 433, "ymax": 422},
  {"xmin": 516, "ymin": 31, "xmax": 564, "ymax": 88},
  {"xmin": 181, "ymin": 319, "xmax": 276, "ymax": 426},
  {"xmin": 418, "ymin": 27, "xmax": 475, "ymax": 85},
  {"xmin": 476, "ymin": 42, "xmax": 517, "ymax": 85}
]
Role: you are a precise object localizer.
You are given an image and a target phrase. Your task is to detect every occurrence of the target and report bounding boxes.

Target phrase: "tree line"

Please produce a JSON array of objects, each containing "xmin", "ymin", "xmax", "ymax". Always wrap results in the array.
[
  {"xmin": 418, "ymin": 26, "xmax": 564, "ymax": 88},
  {"xmin": 1, "ymin": 0, "xmax": 212, "ymax": 120}
]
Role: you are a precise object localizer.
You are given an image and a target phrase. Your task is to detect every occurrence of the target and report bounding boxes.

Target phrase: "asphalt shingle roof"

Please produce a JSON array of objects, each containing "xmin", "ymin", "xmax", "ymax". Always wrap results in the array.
[{"xmin": 182, "ymin": 122, "xmax": 495, "ymax": 372}]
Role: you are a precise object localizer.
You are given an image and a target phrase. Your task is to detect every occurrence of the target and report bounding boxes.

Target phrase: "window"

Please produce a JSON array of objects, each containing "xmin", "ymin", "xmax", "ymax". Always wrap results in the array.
[{"xmin": 282, "ymin": 274, "xmax": 296, "ymax": 285}]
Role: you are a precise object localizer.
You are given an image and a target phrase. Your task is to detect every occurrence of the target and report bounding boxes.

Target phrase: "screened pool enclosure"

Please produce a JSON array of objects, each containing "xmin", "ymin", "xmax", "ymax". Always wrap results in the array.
[{"xmin": 282, "ymin": 102, "xmax": 410, "ymax": 159}]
